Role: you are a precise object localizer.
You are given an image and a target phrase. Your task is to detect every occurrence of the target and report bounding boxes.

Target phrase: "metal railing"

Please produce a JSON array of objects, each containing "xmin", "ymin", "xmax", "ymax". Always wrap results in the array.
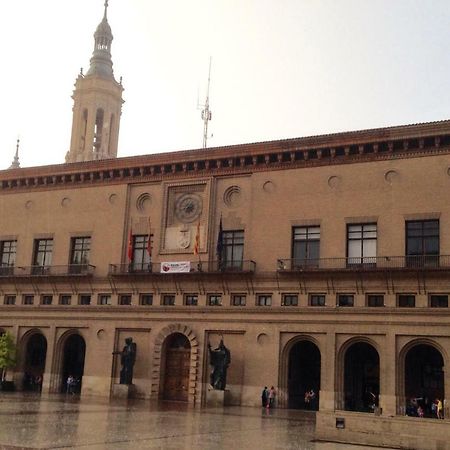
[
  {"xmin": 277, "ymin": 255, "xmax": 447, "ymax": 272},
  {"xmin": 109, "ymin": 260, "xmax": 256, "ymax": 275},
  {"xmin": 0, "ymin": 264, "xmax": 95, "ymax": 277}
]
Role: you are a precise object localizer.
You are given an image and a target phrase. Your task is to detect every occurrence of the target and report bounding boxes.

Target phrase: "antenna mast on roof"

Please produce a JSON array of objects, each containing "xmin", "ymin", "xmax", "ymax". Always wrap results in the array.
[{"xmin": 198, "ymin": 57, "xmax": 212, "ymax": 149}]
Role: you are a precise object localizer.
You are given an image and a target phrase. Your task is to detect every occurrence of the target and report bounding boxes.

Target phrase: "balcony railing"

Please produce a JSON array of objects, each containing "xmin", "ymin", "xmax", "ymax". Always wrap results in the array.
[
  {"xmin": 277, "ymin": 255, "xmax": 448, "ymax": 272},
  {"xmin": 0, "ymin": 264, "xmax": 95, "ymax": 277},
  {"xmin": 109, "ymin": 260, "xmax": 256, "ymax": 275}
]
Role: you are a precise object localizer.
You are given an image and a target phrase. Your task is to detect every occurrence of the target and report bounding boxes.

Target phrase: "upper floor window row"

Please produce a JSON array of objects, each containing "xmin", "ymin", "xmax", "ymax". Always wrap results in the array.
[
  {"xmin": 291, "ymin": 219, "xmax": 440, "ymax": 265},
  {"xmin": 0, "ymin": 237, "xmax": 91, "ymax": 270}
]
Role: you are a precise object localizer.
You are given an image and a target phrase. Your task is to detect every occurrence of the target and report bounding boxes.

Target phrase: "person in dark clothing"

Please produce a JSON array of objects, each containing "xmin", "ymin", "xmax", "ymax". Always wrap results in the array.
[{"xmin": 261, "ymin": 386, "xmax": 268, "ymax": 407}]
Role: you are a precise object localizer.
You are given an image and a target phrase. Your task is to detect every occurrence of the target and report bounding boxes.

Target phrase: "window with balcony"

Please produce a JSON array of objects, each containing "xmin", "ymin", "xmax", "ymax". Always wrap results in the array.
[
  {"xmin": 32, "ymin": 239, "xmax": 53, "ymax": 274},
  {"xmin": 292, "ymin": 226, "xmax": 320, "ymax": 268},
  {"xmin": 430, "ymin": 294, "xmax": 448, "ymax": 308},
  {"xmin": 184, "ymin": 294, "xmax": 198, "ymax": 306},
  {"xmin": 4, "ymin": 295, "xmax": 16, "ymax": 305},
  {"xmin": 222, "ymin": 230, "xmax": 244, "ymax": 270},
  {"xmin": 347, "ymin": 223, "xmax": 377, "ymax": 266},
  {"xmin": 208, "ymin": 294, "xmax": 222, "ymax": 306},
  {"xmin": 70, "ymin": 237, "xmax": 91, "ymax": 273},
  {"xmin": 256, "ymin": 294, "xmax": 272, "ymax": 306},
  {"xmin": 337, "ymin": 294, "xmax": 354, "ymax": 307},
  {"xmin": 367, "ymin": 294, "xmax": 384, "ymax": 307},
  {"xmin": 98, "ymin": 294, "xmax": 112, "ymax": 305},
  {"xmin": 0, "ymin": 240, "xmax": 16, "ymax": 275},
  {"xmin": 79, "ymin": 294, "xmax": 91, "ymax": 305},
  {"xmin": 162, "ymin": 294, "xmax": 175, "ymax": 306},
  {"xmin": 310, "ymin": 294, "xmax": 326, "ymax": 306},
  {"xmin": 41, "ymin": 295, "xmax": 53, "ymax": 305},
  {"xmin": 398, "ymin": 294, "xmax": 415, "ymax": 307},
  {"xmin": 282, "ymin": 294, "xmax": 298, "ymax": 306},
  {"xmin": 59, "ymin": 294, "xmax": 71, "ymax": 305},
  {"xmin": 131, "ymin": 235, "xmax": 151, "ymax": 272},
  {"xmin": 231, "ymin": 294, "xmax": 246, "ymax": 306},
  {"xmin": 140, "ymin": 294, "xmax": 153, "ymax": 305},
  {"xmin": 406, "ymin": 220, "xmax": 439, "ymax": 267},
  {"xmin": 23, "ymin": 295, "xmax": 34, "ymax": 305}
]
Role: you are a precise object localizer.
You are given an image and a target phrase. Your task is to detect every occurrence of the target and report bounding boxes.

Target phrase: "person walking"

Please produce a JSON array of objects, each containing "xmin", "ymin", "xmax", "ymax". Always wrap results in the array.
[
  {"xmin": 437, "ymin": 398, "xmax": 444, "ymax": 419},
  {"xmin": 268, "ymin": 386, "xmax": 276, "ymax": 408},
  {"xmin": 261, "ymin": 386, "xmax": 268, "ymax": 407}
]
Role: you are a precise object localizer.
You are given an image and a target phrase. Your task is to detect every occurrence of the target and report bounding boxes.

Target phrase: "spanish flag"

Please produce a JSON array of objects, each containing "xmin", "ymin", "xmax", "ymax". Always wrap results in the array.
[
  {"xmin": 147, "ymin": 217, "xmax": 152, "ymax": 257},
  {"xmin": 127, "ymin": 228, "xmax": 133, "ymax": 262},
  {"xmin": 193, "ymin": 221, "xmax": 200, "ymax": 255}
]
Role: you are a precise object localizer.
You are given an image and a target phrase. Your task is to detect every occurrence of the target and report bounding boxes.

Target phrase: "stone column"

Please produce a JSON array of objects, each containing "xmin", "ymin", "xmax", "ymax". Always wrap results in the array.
[
  {"xmin": 380, "ymin": 332, "xmax": 397, "ymax": 416},
  {"xmin": 42, "ymin": 326, "xmax": 56, "ymax": 394},
  {"xmin": 320, "ymin": 331, "xmax": 336, "ymax": 411}
]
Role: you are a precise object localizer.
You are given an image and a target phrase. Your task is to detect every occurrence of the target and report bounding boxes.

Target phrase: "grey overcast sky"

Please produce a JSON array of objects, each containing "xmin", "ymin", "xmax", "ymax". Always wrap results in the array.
[{"xmin": 0, "ymin": 0, "xmax": 449, "ymax": 169}]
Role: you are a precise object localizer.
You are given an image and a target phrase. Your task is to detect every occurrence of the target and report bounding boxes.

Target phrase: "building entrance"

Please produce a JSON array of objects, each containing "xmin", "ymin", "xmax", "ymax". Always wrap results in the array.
[
  {"xmin": 288, "ymin": 340, "xmax": 321, "ymax": 410},
  {"xmin": 23, "ymin": 333, "xmax": 47, "ymax": 392},
  {"xmin": 344, "ymin": 342, "xmax": 379, "ymax": 412},
  {"xmin": 405, "ymin": 344, "xmax": 444, "ymax": 417},
  {"xmin": 163, "ymin": 333, "xmax": 191, "ymax": 401},
  {"xmin": 61, "ymin": 334, "xmax": 86, "ymax": 394}
]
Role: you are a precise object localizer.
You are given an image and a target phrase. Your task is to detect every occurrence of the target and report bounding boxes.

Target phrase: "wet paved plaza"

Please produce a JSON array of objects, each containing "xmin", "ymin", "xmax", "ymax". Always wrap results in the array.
[{"xmin": 0, "ymin": 393, "xmax": 392, "ymax": 450}]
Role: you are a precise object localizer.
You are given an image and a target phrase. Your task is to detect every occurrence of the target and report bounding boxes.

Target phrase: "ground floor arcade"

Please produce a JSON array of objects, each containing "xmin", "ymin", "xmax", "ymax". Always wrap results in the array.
[{"xmin": 1, "ymin": 316, "xmax": 448, "ymax": 422}]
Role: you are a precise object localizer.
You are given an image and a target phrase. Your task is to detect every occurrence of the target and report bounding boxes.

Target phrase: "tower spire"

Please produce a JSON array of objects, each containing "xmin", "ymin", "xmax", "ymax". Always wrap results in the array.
[
  {"xmin": 9, "ymin": 138, "xmax": 20, "ymax": 169},
  {"xmin": 66, "ymin": 0, "xmax": 124, "ymax": 164},
  {"xmin": 86, "ymin": 0, "xmax": 115, "ymax": 79}
]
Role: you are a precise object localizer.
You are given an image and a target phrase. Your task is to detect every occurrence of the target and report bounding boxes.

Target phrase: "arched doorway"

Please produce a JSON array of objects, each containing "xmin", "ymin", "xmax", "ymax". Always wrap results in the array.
[
  {"xmin": 162, "ymin": 333, "xmax": 191, "ymax": 401},
  {"xmin": 288, "ymin": 340, "xmax": 321, "ymax": 410},
  {"xmin": 344, "ymin": 342, "xmax": 379, "ymax": 412},
  {"xmin": 61, "ymin": 334, "xmax": 86, "ymax": 394},
  {"xmin": 404, "ymin": 344, "xmax": 444, "ymax": 417},
  {"xmin": 23, "ymin": 333, "xmax": 47, "ymax": 392}
]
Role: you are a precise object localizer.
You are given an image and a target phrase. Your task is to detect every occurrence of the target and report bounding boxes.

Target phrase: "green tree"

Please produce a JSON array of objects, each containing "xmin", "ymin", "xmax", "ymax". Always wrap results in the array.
[{"xmin": 0, "ymin": 332, "xmax": 16, "ymax": 382}]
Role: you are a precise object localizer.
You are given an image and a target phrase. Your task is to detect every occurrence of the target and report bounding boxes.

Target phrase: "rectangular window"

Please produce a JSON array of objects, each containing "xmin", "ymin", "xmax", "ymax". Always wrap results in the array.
[
  {"xmin": 430, "ymin": 295, "xmax": 448, "ymax": 308},
  {"xmin": 98, "ymin": 294, "xmax": 112, "ymax": 305},
  {"xmin": 79, "ymin": 294, "xmax": 91, "ymax": 305},
  {"xmin": 4, "ymin": 295, "xmax": 16, "ymax": 305},
  {"xmin": 184, "ymin": 294, "xmax": 198, "ymax": 306},
  {"xmin": 337, "ymin": 294, "xmax": 354, "ymax": 307},
  {"xmin": 257, "ymin": 294, "xmax": 272, "ymax": 306},
  {"xmin": 310, "ymin": 294, "xmax": 326, "ymax": 306},
  {"xmin": 59, "ymin": 294, "xmax": 71, "ymax": 305},
  {"xmin": 231, "ymin": 294, "xmax": 246, "ymax": 306},
  {"xmin": 282, "ymin": 294, "xmax": 298, "ymax": 306},
  {"xmin": 41, "ymin": 295, "xmax": 53, "ymax": 305},
  {"xmin": 119, "ymin": 294, "xmax": 132, "ymax": 306},
  {"xmin": 222, "ymin": 230, "xmax": 244, "ymax": 270},
  {"xmin": 131, "ymin": 235, "xmax": 151, "ymax": 272},
  {"xmin": 23, "ymin": 295, "xmax": 34, "ymax": 305},
  {"xmin": 398, "ymin": 294, "xmax": 415, "ymax": 307},
  {"xmin": 32, "ymin": 239, "xmax": 53, "ymax": 274},
  {"xmin": 367, "ymin": 294, "xmax": 384, "ymax": 307},
  {"xmin": 140, "ymin": 294, "xmax": 153, "ymax": 306},
  {"xmin": 208, "ymin": 294, "xmax": 222, "ymax": 306},
  {"xmin": 292, "ymin": 226, "xmax": 320, "ymax": 268},
  {"xmin": 70, "ymin": 236, "xmax": 91, "ymax": 273},
  {"xmin": 406, "ymin": 220, "xmax": 439, "ymax": 267},
  {"xmin": 0, "ymin": 240, "xmax": 17, "ymax": 275},
  {"xmin": 162, "ymin": 294, "xmax": 175, "ymax": 306},
  {"xmin": 347, "ymin": 223, "xmax": 377, "ymax": 265}
]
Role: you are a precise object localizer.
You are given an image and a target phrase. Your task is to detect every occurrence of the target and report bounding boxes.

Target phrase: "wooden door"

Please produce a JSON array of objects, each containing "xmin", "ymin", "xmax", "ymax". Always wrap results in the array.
[{"xmin": 163, "ymin": 348, "xmax": 190, "ymax": 401}]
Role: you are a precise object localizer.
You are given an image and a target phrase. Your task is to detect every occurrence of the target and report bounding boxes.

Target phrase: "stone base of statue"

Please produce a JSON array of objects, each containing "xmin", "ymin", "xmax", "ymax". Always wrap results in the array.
[
  {"xmin": 206, "ymin": 387, "xmax": 232, "ymax": 407},
  {"xmin": 112, "ymin": 383, "xmax": 136, "ymax": 399}
]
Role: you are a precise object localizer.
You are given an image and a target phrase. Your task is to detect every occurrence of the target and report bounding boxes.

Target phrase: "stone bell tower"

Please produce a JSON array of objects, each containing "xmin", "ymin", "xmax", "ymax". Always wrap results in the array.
[{"xmin": 66, "ymin": 1, "xmax": 124, "ymax": 163}]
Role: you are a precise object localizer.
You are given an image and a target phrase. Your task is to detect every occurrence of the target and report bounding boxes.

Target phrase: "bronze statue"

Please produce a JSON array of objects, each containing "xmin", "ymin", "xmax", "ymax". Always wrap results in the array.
[
  {"xmin": 208, "ymin": 339, "xmax": 231, "ymax": 390},
  {"xmin": 113, "ymin": 337, "xmax": 137, "ymax": 385}
]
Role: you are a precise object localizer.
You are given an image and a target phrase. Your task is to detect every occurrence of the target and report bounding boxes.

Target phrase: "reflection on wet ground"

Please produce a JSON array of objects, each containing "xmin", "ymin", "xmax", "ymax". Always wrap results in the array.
[{"xmin": 0, "ymin": 393, "xmax": 392, "ymax": 450}]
